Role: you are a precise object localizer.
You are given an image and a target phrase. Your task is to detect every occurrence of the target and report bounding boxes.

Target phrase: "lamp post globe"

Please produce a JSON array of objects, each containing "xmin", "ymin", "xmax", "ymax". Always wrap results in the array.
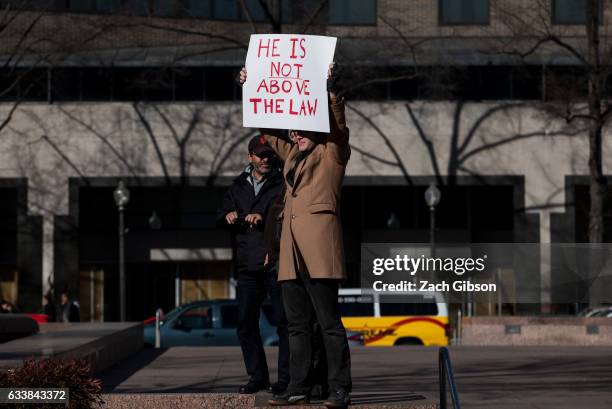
[
  {"xmin": 114, "ymin": 180, "xmax": 130, "ymax": 209},
  {"xmin": 425, "ymin": 184, "xmax": 441, "ymax": 210}
]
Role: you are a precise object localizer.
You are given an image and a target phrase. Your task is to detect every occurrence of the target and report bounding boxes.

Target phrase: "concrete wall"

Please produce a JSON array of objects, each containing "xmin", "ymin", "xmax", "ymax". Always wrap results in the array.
[
  {"xmin": 1, "ymin": 100, "xmax": 608, "ymax": 213},
  {"xmin": 461, "ymin": 316, "xmax": 612, "ymax": 345}
]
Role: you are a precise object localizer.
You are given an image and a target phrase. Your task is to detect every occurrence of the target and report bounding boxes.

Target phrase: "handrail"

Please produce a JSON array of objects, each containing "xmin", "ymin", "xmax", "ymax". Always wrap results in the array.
[
  {"xmin": 439, "ymin": 347, "xmax": 461, "ymax": 409},
  {"xmin": 155, "ymin": 309, "xmax": 162, "ymax": 349}
]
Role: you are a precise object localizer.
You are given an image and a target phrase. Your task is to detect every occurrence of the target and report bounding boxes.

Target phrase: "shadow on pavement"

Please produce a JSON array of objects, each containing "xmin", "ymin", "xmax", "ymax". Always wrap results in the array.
[{"xmin": 98, "ymin": 347, "xmax": 168, "ymax": 392}]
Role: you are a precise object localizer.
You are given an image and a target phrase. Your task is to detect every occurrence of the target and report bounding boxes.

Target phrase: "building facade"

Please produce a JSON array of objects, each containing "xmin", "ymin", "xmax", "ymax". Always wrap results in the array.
[{"xmin": 1, "ymin": 0, "xmax": 611, "ymax": 320}]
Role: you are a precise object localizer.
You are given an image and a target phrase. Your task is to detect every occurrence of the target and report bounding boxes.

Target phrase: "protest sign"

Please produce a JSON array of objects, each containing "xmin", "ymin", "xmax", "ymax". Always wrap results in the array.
[{"xmin": 242, "ymin": 34, "xmax": 337, "ymax": 133}]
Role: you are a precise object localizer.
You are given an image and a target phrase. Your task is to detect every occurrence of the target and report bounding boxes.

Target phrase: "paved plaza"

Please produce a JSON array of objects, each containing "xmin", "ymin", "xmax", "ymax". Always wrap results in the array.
[{"xmin": 99, "ymin": 345, "xmax": 612, "ymax": 408}]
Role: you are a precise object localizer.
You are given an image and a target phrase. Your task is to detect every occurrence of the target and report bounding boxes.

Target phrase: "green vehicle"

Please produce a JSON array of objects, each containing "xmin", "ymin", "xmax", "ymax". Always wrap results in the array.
[{"xmin": 143, "ymin": 299, "xmax": 279, "ymax": 347}]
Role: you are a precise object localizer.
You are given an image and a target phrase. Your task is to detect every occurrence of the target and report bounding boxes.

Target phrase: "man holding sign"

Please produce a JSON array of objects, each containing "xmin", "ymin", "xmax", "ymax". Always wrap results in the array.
[{"xmin": 240, "ymin": 34, "xmax": 351, "ymax": 409}]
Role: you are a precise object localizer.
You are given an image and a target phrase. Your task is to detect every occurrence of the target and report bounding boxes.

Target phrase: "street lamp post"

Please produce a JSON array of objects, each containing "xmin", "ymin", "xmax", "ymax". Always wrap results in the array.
[
  {"xmin": 424, "ymin": 184, "xmax": 441, "ymax": 257},
  {"xmin": 114, "ymin": 181, "xmax": 130, "ymax": 322}
]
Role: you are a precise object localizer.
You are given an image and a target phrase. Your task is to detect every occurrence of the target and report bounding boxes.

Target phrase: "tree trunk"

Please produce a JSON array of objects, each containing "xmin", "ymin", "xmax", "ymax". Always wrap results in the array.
[{"xmin": 586, "ymin": 0, "xmax": 606, "ymax": 243}]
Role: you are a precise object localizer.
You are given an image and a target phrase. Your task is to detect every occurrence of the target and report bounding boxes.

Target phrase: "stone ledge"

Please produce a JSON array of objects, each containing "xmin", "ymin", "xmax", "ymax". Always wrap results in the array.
[
  {"xmin": 0, "ymin": 322, "xmax": 143, "ymax": 374},
  {"xmin": 102, "ymin": 393, "xmax": 438, "ymax": 409},
  {"xmin": 461, "ymin": 316, "xmax": 612, "ymax": 345}
]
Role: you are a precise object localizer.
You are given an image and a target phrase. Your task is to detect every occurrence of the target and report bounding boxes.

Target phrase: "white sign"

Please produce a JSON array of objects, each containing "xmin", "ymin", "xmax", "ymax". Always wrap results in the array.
[{"xmin": 242, "ymin": 34, "xmax": 337, "ymax": 133}]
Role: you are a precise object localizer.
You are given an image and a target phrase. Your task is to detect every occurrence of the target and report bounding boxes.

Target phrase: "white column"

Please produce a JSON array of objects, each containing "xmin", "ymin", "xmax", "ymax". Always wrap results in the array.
[
  {"xmin": 42, "ymin": 215, "xmax": 54, "ymax": 296},
  {"xmin": 539, "ymin": 209, "xmax": 551, "ymax": 313}
]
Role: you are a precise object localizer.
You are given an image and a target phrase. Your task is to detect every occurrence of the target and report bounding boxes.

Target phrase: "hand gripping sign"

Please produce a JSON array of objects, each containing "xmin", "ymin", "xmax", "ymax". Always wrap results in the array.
[{"xmin": 242, "ymin": 34, "xmax": 337, "ymax": 133}]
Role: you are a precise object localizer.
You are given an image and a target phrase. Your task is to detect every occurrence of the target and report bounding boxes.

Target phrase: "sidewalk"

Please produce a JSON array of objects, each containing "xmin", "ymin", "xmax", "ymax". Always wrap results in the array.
[
  {"xmin": 99, "ymin": 345, "xmax": 612, "ymax": 408},
  {"xmin": 100, "ymin": 346, "xmax": 437, "ymax": 407}
]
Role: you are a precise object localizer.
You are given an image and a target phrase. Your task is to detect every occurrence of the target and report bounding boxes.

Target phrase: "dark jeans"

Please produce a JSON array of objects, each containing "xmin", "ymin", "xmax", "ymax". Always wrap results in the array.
[
  {"xmin": 282, "ymin": 269, "xmax": 352, "ymax": 394},
  {"xmin": 237, "ymin": 266, "xmax": 289, "ymax": 386}
]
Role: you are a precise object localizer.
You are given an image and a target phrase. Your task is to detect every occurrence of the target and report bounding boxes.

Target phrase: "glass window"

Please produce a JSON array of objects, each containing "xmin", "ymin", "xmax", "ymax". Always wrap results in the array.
[
  {"xmin": 281, "ymin": 0, "xmax": 320, "ymax": 23},
  {"xmin": 204, "ymin": 67, "xmax": 238, "ymax": 100},
  {"xmin": 95, "ymin": 0, "xmax": 121, "ymax": 12},
  {"xmin": 180, "ymin": 306, "xmax": 213, "ymax": 329},
  {"xmin": 213, "ymin": 0, "xmax": 240, "ymax": 19},
  {"xmin": 154, "ymin": 0, "xmax": 179, "ymax": 16},
  {"xmin": 338, "ymin": 294, "xmax": 374, "ymax": 317},
  {"xmin": 81, "ymin": 68, "xmax": 113, "ymax": 101},
  {"xmin": 174, "ymin": 67, "xmax": 204, "ymax": 100},
  {"xmin": 51, "ymin": 68, "xmax": 81, "ymax": 101},
  {"xmin": 552, "ymin": 0, "xmax": 602, "ymax": 25},
  {"xmin": 185, "ymin": 0, "xmax": 211, "ymax": 17},
  {"xmin": 243, "ymin": 0, "xmax": 267, "ymax": 21},
  {"xmin": 68, "ymin": 0, "xmax": 93, "ymax": 11},
  {"xmin": 329, "ymin": 0, "xmax": 376, "ymax": 24},
  {"xmin": 281, "ymin": 0, "xmax": 292, "ymax": 22},
  {"xmin": 125, "ymin": 0, "xmax": 149, "ymax": 15},
  {"xmin": 380, "ymin": 301, "xmax": 438, "ymax": 316},
  {"xmin": 439, "ymin": 0, "xmax": 489, "ymax": 25},
  {"xmin": 18, "ymin": 68, "xmax": 48, "ymax": 101},
  {"xmin": 2, "ymin": 0, "xmax": 57, "ymax": 9}
]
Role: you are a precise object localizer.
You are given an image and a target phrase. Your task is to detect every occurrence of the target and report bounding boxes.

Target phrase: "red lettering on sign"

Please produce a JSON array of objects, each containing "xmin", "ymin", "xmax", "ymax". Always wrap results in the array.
[
  {"xmin": 308, "ymin": 99, "xmax": 317, "ymax": 115},
  {"xmin": 289, "ymin": 37, "xmax": 307, "ymax": 59},
  {"xmin": 281, "ymin": 80, "xmax": 292, "ymax": 93},
  {"xmin": 269, "ymin": 80, "xmax": 279, "ymax": 94},
  {"xmin": 249, "ymin": 98, "xmax": 261, "ymax": 113},
  {"xmin": 289, "ymin": 99, "xmax": 299, "ymax": 115},
  {"xmin": 296, "ymin": 79, "xmax": 310, "ymax": 95},
  {"xmin": 264, "ymin": 99, "xmax": 274, "ymax": 113},
  {"xmin": 256, "ymin": 79, "xmax": 268, "ymax": 93},
  {"xmin": 270, "ymin": 62, "xmax": 304, "ymax": 79},
  {"xmin": 275, "ymin": 99, "xmax": 284, "ymax": 113},
  {"xmin": 257, "ymin": 38, "xmax": 280, "ymax": 57}
]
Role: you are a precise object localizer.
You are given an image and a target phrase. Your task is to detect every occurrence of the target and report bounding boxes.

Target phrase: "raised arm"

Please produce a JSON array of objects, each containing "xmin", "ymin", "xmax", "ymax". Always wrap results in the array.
[
  {"xmin": 261, "ymin": 128, "xmax": 293, "ymax": 162},
  {"xmin": 325, "ymin": 64, "xmax": 350, "ymax": 165}
]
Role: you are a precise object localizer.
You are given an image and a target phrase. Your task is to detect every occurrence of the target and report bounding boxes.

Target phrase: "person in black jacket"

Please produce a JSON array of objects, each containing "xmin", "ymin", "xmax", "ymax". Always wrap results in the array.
[
  {"xmin": 59, "ymin": 290, "xmax": 80, "ymax": 323},
  {"xmin": 42, "ymin": 292, "xmax": 56, "ymax": 322},
  {"xmin": 217, "ymin": 135, "xmax": 288, "ymax": 395}
]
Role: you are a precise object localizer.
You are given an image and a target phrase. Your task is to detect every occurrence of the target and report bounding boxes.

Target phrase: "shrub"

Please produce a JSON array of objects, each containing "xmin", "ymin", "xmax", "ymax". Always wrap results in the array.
[{"xmin": 0, "ymin": 358, "xmax": 103, "ymax": 409}]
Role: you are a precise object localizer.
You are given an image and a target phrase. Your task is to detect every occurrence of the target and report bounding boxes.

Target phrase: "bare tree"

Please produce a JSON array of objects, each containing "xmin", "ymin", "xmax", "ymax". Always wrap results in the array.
[{"xmin": 491, "ymin": 0, "xmax": 610, "ymax": 243}]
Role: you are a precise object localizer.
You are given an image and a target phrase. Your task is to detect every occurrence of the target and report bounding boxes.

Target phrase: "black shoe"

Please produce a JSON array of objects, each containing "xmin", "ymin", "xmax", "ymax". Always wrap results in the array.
[
  {"xmin": 323, "ymin": 389, "xmax": 351, "ymax": 408},
  {"xmin": 311, "ymin": 384, "xmax": 330, "ymax": 400},
  {"xmin": 268, "ymin": 390, "xmax": 310, "ymax": 406},
  {"xmin": 238, "ymin": 381, "xmax": 270, "ymax": 394},
  {"xmin": 266, "ymin": 382, "xmax": 288, "ymax": 394}
]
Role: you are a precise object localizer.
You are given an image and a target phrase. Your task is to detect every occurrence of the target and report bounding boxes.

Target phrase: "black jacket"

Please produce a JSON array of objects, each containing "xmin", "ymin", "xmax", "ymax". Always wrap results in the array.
[
  {"xmin": 60, "ymin": 301, "xmax": 80, "ymax": 323},
  {"xmin": 217, "ymin": 167, "xmax": 283, "ymax": 274},
  {"xmin": 264, "ymin": 183, "xmax": 286, "ymax": 261}
]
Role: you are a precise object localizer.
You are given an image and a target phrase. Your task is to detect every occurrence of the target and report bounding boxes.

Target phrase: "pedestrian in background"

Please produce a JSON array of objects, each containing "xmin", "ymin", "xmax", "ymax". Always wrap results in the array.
[
  {"xmin": 218, "ymin": 136, "xmax": 289, "ymax": 395},
  {"xmin": 60, "ymin": 289, "xmax": 80, "ymax": 323},
  {"xmin": 42, "ymin": 292, "xmax": 56, "ymax": 322}
]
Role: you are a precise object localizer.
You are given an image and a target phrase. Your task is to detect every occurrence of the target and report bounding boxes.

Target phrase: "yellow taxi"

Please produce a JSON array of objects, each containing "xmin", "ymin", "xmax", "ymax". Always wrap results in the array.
[{"xmin": 339, "ymin": 288, "xmax": 449, "ymax": 346}]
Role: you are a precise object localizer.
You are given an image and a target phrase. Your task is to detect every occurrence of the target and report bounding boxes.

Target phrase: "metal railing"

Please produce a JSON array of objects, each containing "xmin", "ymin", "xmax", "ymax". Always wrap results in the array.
[
  {"xmin": 439, "ymin": 347, "xmax": 461, "ymax": 409},
  {"xmin": 155, "ymin": 309, "xmax": 162, "ymax": 349}
]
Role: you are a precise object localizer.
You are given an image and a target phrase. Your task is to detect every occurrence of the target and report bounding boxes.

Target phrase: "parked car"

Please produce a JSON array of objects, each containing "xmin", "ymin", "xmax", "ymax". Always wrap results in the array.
[
  {"xmin": 24, "ymin": 313, "xmax": 49, "ymax": 324},
  {"xmin": 338, "ymin": 288, "xmax": 450, "ymax": 346},
  {"xmin": 579, "ymin": 306, "xmax": 612, "ymax": 318},
  {"xmin": 144, "ymin": 299, "xmax": 279, "ymax": 347},
  {"xmin": 145, "ymin": 299, "xmax": 366, "ymax": 348}
]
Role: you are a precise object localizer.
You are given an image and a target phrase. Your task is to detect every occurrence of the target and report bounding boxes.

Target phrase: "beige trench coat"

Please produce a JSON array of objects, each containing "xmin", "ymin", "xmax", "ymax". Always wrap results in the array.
[{"xmin": 263, "ymin": 95, "xmax": 350, "ymax": 281}]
